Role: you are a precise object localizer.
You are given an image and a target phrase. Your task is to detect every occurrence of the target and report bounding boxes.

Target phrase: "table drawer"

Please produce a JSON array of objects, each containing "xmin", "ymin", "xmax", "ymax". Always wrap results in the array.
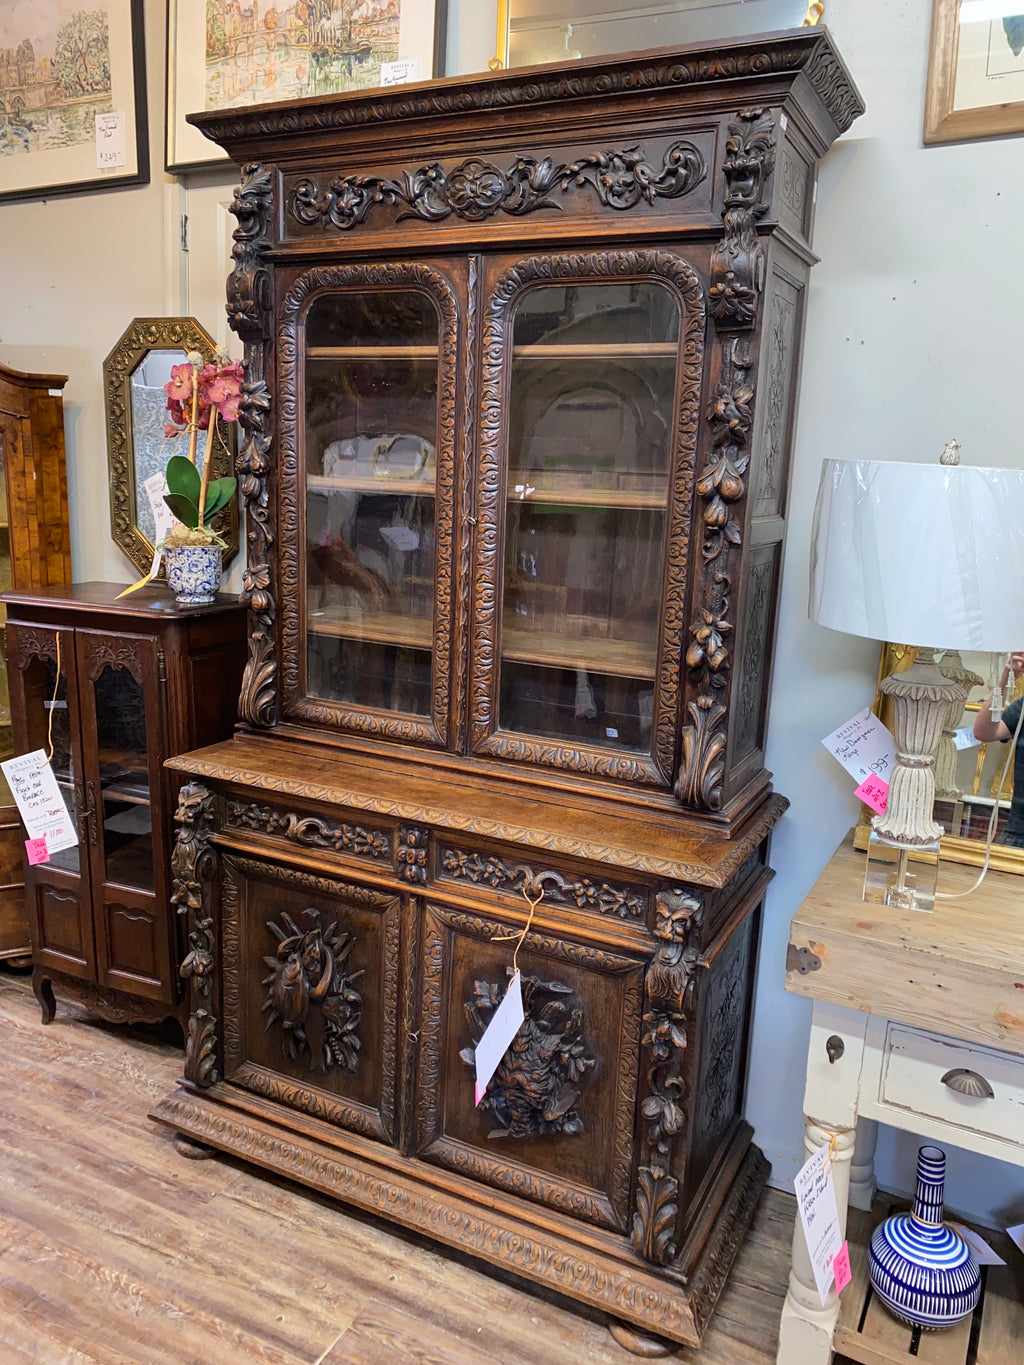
[{"xmin": 875, "ymin": 1023, "xmax": 1024, "ymax": 1152}]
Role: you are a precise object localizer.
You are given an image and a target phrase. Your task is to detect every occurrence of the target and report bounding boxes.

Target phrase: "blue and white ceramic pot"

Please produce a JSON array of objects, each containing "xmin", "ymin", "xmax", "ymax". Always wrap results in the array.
[
  {"xmin": 868, "ymin": 1145, "xmax": 980, "ymax": 1330},
  {"xmin": 164, "ymin": 543, "xmax": 222, "ymax": 607}
]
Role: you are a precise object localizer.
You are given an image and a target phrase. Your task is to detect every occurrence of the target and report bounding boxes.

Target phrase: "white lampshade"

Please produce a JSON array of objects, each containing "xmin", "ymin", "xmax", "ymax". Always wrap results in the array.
[{"xmin": 809, "ymin": 459, "xmax": 1024, "ymax": 652}]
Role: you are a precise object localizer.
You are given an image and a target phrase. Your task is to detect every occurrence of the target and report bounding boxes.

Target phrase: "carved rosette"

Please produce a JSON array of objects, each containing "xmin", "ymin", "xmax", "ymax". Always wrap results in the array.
[
  {"xmin": 289, "ymin": 142, "xmax": 706, "ymax": 232},
  {"xmin": 262, "ymin": 907, "xmax": 363, "ymax": 1074},
  {"xmin": 632, "ymin": 889, "xmax": 705, "ymax": 1265},
  {"xmin": 461, "ymin": 972, "xmax": 595, "ymax": 1139},
  {"xmin": 708, "ymin": 109, "xmax": 775, "ymax": 330},
  {"xmin": 227, "ymin": 163, "xmax": 277, "ymax": 728},
  {"xmin": 171, "ymin": 783, "xmax": 219, "ymax": 1086},
  {"xmin": 396, "ymin": 825, "xmax": 428, "ymax": 883}
]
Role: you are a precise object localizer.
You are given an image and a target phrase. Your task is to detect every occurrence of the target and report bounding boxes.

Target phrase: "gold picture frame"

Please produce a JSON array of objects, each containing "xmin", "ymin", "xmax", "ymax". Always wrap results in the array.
[
  {"xmin": 925, "ymin": 0, "xmax": 1024, "ymax": 145},
  {"xmin": 854, "ymin": 643, "xmax": 1024, "ymax": 875},
  {"xmin": 493, "ymin": 0, "xmax": 824, "ymax": 71}
]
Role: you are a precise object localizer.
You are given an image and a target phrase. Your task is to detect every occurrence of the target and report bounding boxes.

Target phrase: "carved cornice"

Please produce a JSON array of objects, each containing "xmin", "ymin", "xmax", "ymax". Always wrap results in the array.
[
  {"xmin": 289, "ymin": 142, "xmax": 706, "ymax": 233},
  {"xmin": 228, "ymin": 163, "xmax": 277, "ymax": 729},
  {"xmin": 190, "ymin": 33, "xmax": 863, "ymax": 149},
  {"xmin": 470, "ymin": 248, "xmax": 704, "ymax": 788},
  {"xmin": 169, "ymin": 754, "xmax": 789, "ymax": 886},
  {"xmin": 171, "ymin": 784, "xmax": 219, "ymax": 1087}
]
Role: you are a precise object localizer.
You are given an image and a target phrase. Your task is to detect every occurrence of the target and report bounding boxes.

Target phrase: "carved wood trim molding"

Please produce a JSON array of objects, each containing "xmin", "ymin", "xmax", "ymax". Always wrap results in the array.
[
  {"xmin": 171, "ymin": 783, "xmax": 219, "ymax": 1087},
  {"xmin": 9, "ymin": 627, "xmax": 58, "ymax": 670},
  {"xmin": 438, "ymin": 843, "xmax": 647, "ymax": 921},
  {"xmin": 226, "ymin": 799, "xmax": 391, "ymax": 862}
]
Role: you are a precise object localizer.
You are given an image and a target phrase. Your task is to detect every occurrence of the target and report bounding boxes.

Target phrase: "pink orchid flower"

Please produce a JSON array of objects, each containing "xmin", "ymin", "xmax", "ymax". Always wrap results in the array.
[{"xmin": 164, "ymin": 363, "xmax": 194, "ymax": 406}]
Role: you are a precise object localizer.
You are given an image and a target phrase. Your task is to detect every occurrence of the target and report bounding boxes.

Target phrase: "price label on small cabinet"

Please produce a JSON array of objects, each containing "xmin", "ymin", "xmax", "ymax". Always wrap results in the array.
[{"xmin": 0, "ymin": 750, "xmax": 78, "ymax": 854}]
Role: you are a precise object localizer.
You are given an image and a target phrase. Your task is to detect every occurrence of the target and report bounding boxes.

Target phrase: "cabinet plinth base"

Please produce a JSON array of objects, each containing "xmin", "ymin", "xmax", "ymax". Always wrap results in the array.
[
  {"xmin": 33, "ymin": 967, "xmax": 182, "ymax": 1030},
  {"xmin": 151, "ymin": 1084, "xmax": 770, "ymax": 1350},
  {"xmin": 607, "ymin": 1318, "xmax": 677, "ymax": 1356},
  {"xmin": 172, "ymin": 1133, "xmax": 217, "ymax": 1161}
]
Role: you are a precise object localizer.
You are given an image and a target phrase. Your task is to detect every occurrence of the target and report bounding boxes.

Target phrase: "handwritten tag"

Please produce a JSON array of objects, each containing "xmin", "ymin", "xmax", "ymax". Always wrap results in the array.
[
  {"xmin": 144, "ymin": 472, "xmax": 177, "ymax": 547},
  {"xmin": 953, "ymin": 726, "xmax": 980, "ymax": 750},
  {"xmin": 794, "ymin": 1144, "xmax": 845, "ymax": 1306},
  {"xmin": 948, "ymin": 1223, "xmax": 1005, "ymax": 1266},
  {"xmin": 25, "ymin": 836, "xmax": 50, "ymax": 866},
  {"xmin": 0, "ymin": 750, "xmax": 78, "ymax": 854},
  {"xmin": 822, "ymin": 707, "xmax": 896, "ymax": 786},
  {"xmin": 473, "ymin": 971, "xmax": 525, "ymax": 1106},
  {"xmin": 380, "ymin": 58, "xmax": 421, "ymax": 87},
  {"xmin": 854, "ymin": 773, "xmax": 889, "ymax": 815},
  {"xmin": 832, "ymin": 1240, "xmax": 852, "ymax": 1293},
  {"xmin": 95, "ymin": 110, "xmax": 126, "ymax": 169}
]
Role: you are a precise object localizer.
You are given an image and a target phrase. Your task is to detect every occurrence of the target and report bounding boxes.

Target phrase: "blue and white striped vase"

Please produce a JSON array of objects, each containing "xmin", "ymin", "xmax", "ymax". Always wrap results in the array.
[{"xmin": 868, "ymin": 1145, "xmax": 980, "ymax": 1330}]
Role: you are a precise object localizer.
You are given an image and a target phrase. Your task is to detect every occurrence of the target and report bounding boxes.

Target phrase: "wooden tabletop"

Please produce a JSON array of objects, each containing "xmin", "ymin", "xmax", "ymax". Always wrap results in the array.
[{"xmin": 786, "ymin": 834, "xmax": 1024, "ymax": 1056}]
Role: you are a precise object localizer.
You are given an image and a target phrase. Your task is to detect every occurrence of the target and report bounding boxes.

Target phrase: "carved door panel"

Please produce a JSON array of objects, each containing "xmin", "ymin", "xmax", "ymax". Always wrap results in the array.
[
  {"xmin": 5, "ymin": 623, "xmax": 93, "ymax": 980},
  {"xmin": 278, "ymin": 257, "xmax": 469, "ymax": 751},
  {"xmin": 220, "ymin": 852, "xmax": 401, "ymax": 1145},
  {"xmin": 467, "ymin": 248, "xmax": 706, "ymax": 789},
  {"xmin": 75, "ymin": 629, "xmax": 175, "ymax": 1003},
  {"xmin": 413, "ymin": 900, "xmax": 645, "ymax": 1232}
]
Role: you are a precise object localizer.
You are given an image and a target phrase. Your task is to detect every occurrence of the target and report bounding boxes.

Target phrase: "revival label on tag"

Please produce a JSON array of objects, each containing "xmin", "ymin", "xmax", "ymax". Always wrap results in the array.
[
  {"xmin": 0, "ymin": 750, "xmax": 78, "ymax": 855},
  {"xmin": 794, "ymin": 1144, "xmax": 845, "ymax": 1306},
  {"xmin": 473, "ymin": 971, "xmax": 525, "ymax": 1106}
]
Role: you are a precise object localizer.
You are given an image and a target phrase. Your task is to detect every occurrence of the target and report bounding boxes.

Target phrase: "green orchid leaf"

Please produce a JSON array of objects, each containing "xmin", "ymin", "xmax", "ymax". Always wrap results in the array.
[
  {"xmin": 165, "ymin": 455, "xmax": 202, "ymax": 502},
  {"xmin": 200, "ymin": 477, "xmax": 237, "ymax": 523},
  {"xmin": 164, "ymin": 492, "xmax": 200, "ymax": 528}
]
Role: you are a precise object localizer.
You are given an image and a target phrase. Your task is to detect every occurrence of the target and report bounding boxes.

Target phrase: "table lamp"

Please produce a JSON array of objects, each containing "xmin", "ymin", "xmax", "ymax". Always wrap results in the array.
[{"xmin": 809, "ymin": 451, "xmax": 1024, "ymax": 910}]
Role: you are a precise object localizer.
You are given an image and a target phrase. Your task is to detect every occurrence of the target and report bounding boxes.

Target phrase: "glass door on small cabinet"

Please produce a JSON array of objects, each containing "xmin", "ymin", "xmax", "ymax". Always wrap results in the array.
[
  {"xmin": 471, "ymin": 255, "xmax": 705, "ymax": 787},
  {"xmin": 75, "ymin": 631, "xmax": 174, "ymax": 1002},
  {"xmin": 289, "ymin": 268, "xmax": 460, "ymax": 747}
]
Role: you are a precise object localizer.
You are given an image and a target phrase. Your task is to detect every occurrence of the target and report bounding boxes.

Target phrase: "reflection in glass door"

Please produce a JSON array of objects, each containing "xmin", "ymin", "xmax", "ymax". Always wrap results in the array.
[{"xmin": 91, "ymin": 664, "xmax": 153, "ymax": 892}]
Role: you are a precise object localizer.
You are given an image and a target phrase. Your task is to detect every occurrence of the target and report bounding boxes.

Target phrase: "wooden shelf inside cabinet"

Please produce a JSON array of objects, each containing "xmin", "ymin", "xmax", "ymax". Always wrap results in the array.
[
  {"xmin": 511, "ymin": 343, "xmax": 678, "ymax": 358},
  {"xmin": 309, "ymin": 610, "xmax": 432, "ymax": 651},
  {"xmin": 307, "ymin": 474, "xmax": 435, "ymax": 497},
  {"xmin": 101, "ymin": 781, "xmax": 151, "ymax": 807},
  {"xmin": 835, "ymin": 1201, "xmax": 1024, "ymax": 1365},
  {"xmin": 503, "ymin": 627, "xmax": 657, "ymax": 679},
  {"xmin": 306, "ymin": 346, "xmax": 438, "ymax": 359},
  {"xmin": 506, "ymin": 485, "xmax": 666, "ymax": 509}
]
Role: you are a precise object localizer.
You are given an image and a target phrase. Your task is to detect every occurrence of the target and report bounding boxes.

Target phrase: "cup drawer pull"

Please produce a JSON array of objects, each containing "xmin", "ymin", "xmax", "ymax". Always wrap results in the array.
[{"xmin": 940, "ymin": 1067, "xmax": 994, "ymax": 1099}]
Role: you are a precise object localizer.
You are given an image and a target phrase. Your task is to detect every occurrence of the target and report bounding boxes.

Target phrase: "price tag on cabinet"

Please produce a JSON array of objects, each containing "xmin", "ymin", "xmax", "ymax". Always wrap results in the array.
[
  {"xmin": 794, "ymin": 1143, "xmax": 846, "ymax": 1306},
  {"xmin": 472, "ymin": 971, "xmax": 525, "ymax": 1106},
  {"xmin": 0, "ymin": 750, "xmax": 78, "ymax": 855}
]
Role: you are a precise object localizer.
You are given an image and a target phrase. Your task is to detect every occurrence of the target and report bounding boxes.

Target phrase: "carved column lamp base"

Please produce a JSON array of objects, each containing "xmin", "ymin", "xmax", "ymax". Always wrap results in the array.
[
  {"xmin": 866, "ymin": 649, "xmax": 965, "ymax": 913},
  {"xmin": 934, "ymin": 650, "xmax": 984, "ymax": 800}
]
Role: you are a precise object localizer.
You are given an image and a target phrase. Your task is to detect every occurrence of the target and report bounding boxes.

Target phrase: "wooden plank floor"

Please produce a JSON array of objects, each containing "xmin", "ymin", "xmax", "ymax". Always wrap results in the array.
[{"xmin": 0, "ymin": 968, "xmax": 794, "ymax": 1364}]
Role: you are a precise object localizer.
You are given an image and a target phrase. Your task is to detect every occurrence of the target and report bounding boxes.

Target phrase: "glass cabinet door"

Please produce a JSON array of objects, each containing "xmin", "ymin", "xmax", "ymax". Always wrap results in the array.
[
  {"xmin": 473, "ymin": 267, "xmax": 696, "ymax": 782},
  {"xmin": 302, "ymin": 289, "xmax": 443, "ymax": 731}
]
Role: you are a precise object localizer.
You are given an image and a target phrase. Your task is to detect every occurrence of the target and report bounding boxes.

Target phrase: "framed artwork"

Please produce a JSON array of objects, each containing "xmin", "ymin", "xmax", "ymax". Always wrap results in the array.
[
  {"xmin": 0, "ymin": 0, "xmax": 148, "ymax": 205},
  {"xmin": 167, "ymin": 0, "xmax": 449, "ymax": 172},
  {"xmin": 493, "ymin": 0, "xmax": 822, "ymax": 71},
  {"xmin": 925, "ymin": 0, "xmax": 1024, "ymax": 143}
]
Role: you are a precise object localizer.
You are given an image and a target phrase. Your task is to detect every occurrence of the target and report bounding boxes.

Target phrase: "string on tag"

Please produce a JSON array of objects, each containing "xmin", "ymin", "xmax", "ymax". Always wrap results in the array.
[
  {"xmin": 39, "ymin": 634, "xmax": 62, "ymax": 768},
  {"xmin": 491, "ymin": 885, "xmax": 544, "ymax": 976},
  {"xmin": 807, "ymin": 1118, "xmax": 855, "ymax": 1177}
]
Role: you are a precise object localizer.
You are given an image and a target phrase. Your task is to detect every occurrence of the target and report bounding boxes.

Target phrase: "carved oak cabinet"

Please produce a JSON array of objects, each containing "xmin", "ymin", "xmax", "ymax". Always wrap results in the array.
[{"xmin": 151, "ymin": 33, "xmax": 862, "ymax": 1353}]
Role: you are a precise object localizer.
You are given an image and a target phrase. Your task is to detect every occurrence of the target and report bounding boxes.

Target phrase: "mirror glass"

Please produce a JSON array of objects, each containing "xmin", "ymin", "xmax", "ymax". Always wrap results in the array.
[
  {"xmin": 502, "ymin": 0, "xmax": 820, "ymax": 69},
  {"xmin": 104, "ymin": 318, "xmax": 239, "ymax": 575}
]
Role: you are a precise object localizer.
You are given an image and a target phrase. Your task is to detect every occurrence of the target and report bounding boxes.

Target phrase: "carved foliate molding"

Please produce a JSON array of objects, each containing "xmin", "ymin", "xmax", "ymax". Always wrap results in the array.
[
  {"xmin": 228, "ymin": 163, "xmax": 277, "ymax": 728},
  {"xmin": 471, "ymin": 249, "xmax": 704, "ymax": 788},
  {"xmin": 440, "ymin": 845, "xmax": 645, "ymax": 921},
  {"xmin": 9, "ymin": 627, "xmax": 57, "ymax": 671},
  {"xmin": 677, "ymin": 339, "xmax": 755, "ymax": 811},
  {"xmin": 290, "ymin": 141, "xmax": 706, "ymax": 234},
  {"xmin": 226, "ymin": 800, "xmax": 391, "ymax": 861},
  {"xmin": 709, "ymin": 110, "xmax": 776, "ymax": 331},
  {"xmin": 171, "ymin": 783, "xmax": 219, "ymax": 1086},
  {"xmin": 461, "ymin": 971, "xmax": 595, "ymax": 1139},
  {"xmin": 262, "ymin": 907, "xmax": 363, "ymax": 1073},
  {"xmin": 632, "ymin": 889, "xmax": 705, "ymax": 1264},
  {"xmin": 83, "ymin": 638, "xmax": 144, "ymax": 682}
]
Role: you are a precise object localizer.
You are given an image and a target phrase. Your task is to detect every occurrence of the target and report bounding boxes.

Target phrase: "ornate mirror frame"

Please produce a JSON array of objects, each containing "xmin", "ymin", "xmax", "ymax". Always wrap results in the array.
[
  {"xmin": 854, "ymin": 642, "xmax": 1024, "ymax": 875},
  {"xmin": 103, "ymin": 316, "xmax": 239, "ymax": 574}
]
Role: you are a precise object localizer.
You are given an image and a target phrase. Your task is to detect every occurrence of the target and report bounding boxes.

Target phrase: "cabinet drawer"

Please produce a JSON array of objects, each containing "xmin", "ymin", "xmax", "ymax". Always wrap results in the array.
[{"xmin": 876, "ymin": 1023, "xmax": 1024, "ymax": 1151}]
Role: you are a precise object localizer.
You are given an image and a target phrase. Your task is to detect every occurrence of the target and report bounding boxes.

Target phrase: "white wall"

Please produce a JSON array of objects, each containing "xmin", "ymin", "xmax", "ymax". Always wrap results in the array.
[{"xmin": 1, "ymin": 0, "xmax": 1022, "ymax": 1227}]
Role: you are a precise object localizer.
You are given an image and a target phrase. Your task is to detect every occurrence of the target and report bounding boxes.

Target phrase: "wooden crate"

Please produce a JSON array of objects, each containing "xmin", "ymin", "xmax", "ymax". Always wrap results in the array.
[{"xmin": 834, "ymin": 1204, "xmax": 1024, "ymax": 1365}]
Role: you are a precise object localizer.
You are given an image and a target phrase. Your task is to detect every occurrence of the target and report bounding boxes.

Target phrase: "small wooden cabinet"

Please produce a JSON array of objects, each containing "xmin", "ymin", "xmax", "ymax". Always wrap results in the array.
[
  {"xmin": 0, "ymin": 361, "xmax": 73, "ymax": 963},
  {"xmin": 151, "ymin": 31, "xmax": 863, "ymax": 1355},
  {"xmin": 2, "ymin": 583, "xmax": 246, "ymax": 1025}
]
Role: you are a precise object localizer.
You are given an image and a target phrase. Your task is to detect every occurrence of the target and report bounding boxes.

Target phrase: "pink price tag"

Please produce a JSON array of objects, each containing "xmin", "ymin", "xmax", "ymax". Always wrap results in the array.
[
  {"xmin": 854, "ymin": 773, "xmax": 888, "ymax": 815},
  {"xmin": 832, "ymin": 1240, "xmax": 852, "ymax": 1294},
  {"xmin": 25, "ymin": 836, "xmax": 50, "ymax": 865}
]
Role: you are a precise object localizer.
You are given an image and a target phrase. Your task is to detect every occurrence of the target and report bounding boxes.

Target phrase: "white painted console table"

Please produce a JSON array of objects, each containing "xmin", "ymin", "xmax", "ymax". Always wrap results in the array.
[{"xmin": 776, "ymin": 835, "xmax": 1024, "ymax": 1365}]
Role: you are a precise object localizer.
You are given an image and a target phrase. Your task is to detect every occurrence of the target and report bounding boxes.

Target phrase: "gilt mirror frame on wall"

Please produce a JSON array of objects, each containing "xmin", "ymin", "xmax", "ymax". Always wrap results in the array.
[
  {"xmin": 166, "ymin": 0, "xmax": 450, "ymax": 172},
  {"xmin": 925, "ymin": 0, "xmax": 1024, "ymax": 144},
  {"xmin": 853, "ymin": 642, "xmax": 1024, "ymax": 875},
  {"xmin": 492, "ymin": 0, "xmax": 824, "ymax": 71},
  {"xmin": 103, "ymin": 317, "xmax": 239, "ymax": 576}
]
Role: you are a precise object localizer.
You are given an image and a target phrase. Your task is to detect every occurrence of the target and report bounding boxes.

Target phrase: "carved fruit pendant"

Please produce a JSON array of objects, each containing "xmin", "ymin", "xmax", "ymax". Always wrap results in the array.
[{"xmin": 868, "ymin": 1146, "xmax": 980, "ymax": 1330}]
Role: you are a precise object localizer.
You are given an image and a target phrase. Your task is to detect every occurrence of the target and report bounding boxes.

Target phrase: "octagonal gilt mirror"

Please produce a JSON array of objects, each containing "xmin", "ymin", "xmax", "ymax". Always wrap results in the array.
[{"xmin": 103, "ymin": 317, "xmax": 239, "ymax": 574}]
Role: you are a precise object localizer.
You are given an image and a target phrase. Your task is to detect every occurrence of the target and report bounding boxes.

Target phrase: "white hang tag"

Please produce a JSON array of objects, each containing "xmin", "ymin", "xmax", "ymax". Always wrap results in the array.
[
  {"xmin": 144, "ymin": 472, "xmax": 177, "ymax": 547},
  {"xmin": 0, "ymin": 750, "xmax": 78, "ymax": 854},
  {"xmin": 952, "ymin": 726, "xmax": 981, "ymax": 750},
  {"xmin": 947, "ymin": 1223, "xmax": 1005, "ymax": 1266},
  {"xmin": 822, "ymin": 706, "xmax": 897, "ymax": 785},
  {"xmin": 381, "ymin": 58, "xmax": 421, "ymax": 87},
  {"xmin": 474, "ymin": 971, "xmax": 525, "ymax": 1106},
  {"xmin": 794, "ymin": 1144, "xmax": 845, "ymax": 1307},
  {"xmin": 95, "ymin": 110, "xmax": 126, "ymax": 169}
]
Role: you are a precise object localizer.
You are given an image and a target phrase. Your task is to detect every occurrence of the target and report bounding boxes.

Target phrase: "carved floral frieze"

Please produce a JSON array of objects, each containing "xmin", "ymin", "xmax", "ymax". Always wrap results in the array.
[
  {"xmin": 440, "ymin": 846, "xmax": 646, "ymax": 920},
  {"xmin": 227, "ymin": 800, "xmax": 390, "ymax": 861}
]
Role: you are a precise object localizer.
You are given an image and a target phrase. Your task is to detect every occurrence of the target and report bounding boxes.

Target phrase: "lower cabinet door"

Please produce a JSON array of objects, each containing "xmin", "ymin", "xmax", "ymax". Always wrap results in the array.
[
  {"xmin": 413, "ymin": 901, "xmax": 646, "ymax": 1233},
  {"xmin": 219, "ymin": 851, "xmax": 401, "ymax": 1145}
]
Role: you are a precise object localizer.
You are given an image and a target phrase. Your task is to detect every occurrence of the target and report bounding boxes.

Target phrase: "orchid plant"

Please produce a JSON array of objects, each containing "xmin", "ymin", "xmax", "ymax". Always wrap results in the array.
[{"xmin": 161, "ymin": 349, "xmax": 241, "ymax": 546}]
